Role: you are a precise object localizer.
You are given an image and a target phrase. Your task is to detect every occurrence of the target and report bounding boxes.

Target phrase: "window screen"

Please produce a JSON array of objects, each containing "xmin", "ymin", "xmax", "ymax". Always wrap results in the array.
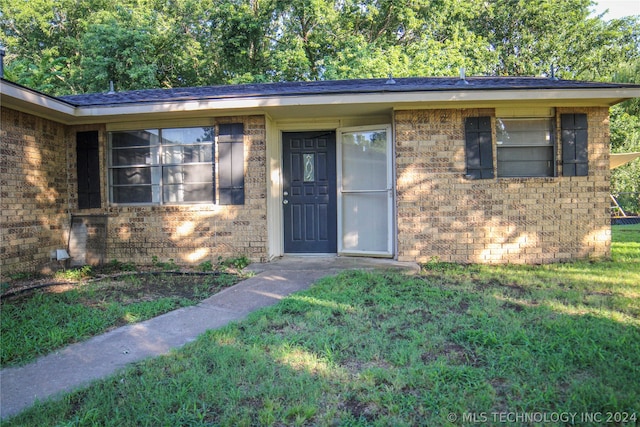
[
  {"xmin": 496, "ymin": 118, "xmax": 555, "ymax": 177},
  {"xmin": 109, "ymin": 127, "xmax": 214, "ymax": 204}
]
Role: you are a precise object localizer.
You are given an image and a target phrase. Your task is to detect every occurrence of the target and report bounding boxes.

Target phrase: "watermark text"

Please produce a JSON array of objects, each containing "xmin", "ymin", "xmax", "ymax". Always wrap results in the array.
[{"xmin": 447, "ymin": 411, "xmax": 637, "ymax": 424}]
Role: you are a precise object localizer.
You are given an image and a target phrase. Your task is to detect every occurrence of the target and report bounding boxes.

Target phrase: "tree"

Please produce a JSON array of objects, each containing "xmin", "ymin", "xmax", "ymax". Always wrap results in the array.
[
  {"xmin": 79, "ymin": 8, "xmax": 160, "ymax": 92},
  {"xmin": 610, "ymin": 61, "xmax": 640, "ymax": 213},
  {"xmin": 1, "ymin": 0, "xmax": 638, "ymax": 89},
  {"xmin": 470, "ymin": 0, "xmax": 639, "ymax": 79}
]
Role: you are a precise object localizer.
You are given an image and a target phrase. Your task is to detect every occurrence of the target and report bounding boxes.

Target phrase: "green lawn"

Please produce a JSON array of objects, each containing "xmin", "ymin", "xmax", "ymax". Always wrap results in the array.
[
  {"xmin": 4, "ymin": 225, "xmax": 639, "ymax": 426},
  {"xmin": 1, "ymin": 271, "xmax": 242, "ymax": 368}
]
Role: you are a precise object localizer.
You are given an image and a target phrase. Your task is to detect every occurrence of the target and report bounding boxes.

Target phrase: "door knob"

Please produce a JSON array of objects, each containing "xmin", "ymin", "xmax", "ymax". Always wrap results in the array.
[
  {"xmin": 283, "ymin": 191, "xmax": 289, "ymax": 196},
  {"xmin": 283, "ymin": 199, "xmax": 289, "ymax": 205}
]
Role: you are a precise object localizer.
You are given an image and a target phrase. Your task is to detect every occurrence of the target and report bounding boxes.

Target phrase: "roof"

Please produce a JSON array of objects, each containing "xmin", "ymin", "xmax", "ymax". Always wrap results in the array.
[
  {"xmin": 3, "ymin": 76, "xmax": 640, "ymax": 125},
  {"xmin": 58, "ymin": 77, "xmax": 640, "ymax": 107}
]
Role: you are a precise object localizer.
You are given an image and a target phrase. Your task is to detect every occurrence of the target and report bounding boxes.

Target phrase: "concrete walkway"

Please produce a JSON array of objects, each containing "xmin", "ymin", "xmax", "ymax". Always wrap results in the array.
[{"xmin": 0, "ymin": 256, "xmax": 417, "ymax": 420}]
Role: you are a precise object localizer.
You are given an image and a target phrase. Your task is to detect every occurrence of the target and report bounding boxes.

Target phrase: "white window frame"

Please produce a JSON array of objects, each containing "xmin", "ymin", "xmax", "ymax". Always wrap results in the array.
[
  {"xmin": 108, "ymin": 127, "xmax": 215, "ymax": 205},
  {"xmin": 337, "ymin": 124, "xmax": 394, "ymax": 257},
  {"xmin": 496, "ymin": 117, "xmax": 556, "ymax": 178}
]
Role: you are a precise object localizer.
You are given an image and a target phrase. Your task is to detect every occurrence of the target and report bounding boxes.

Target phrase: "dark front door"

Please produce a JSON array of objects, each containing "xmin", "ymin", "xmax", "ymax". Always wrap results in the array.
[{"xmin": 282, "ymin": 131, "xmax": 337, "ymax": 253}]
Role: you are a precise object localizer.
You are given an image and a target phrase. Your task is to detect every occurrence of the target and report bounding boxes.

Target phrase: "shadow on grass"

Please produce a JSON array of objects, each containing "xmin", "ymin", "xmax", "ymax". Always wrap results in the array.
[{"xmin": 6, "ymin": 269, "xmax": 639, "ymax": 426}]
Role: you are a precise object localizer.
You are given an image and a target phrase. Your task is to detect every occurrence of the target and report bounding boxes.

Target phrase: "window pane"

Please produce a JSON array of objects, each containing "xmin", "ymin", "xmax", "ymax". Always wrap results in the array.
[
  {"xmin": 111, "ymin": 130, "xmax": 159, "ymax": 148},
  {"xmin": 112, "ymin": 147, "xmax": 153, "ymax": 166},
  {"xmin": 496, "ymin": 119, "xmax": 552, "ymax": 146},
  {"xmin": 496, "ymin": 118, "xmax": 554, "ymax": 177},
  {"xmin": 342, "ymin": 131, "xmax": 388, "ymax": 191},
  {"xmin": 303, "ymin": 154, "xmax": 315, "ymax": 182},
  {"xmin": 113, "ymin": 186, "xmax": 152, "ymax": 204},
  {"xmin": 342, "ymin": 193, "xmax": 388, "ymax": 252},
  {"xmin": 497, "ymin": 147, "xmax": 554, "ymax": 177},
  {"xmin": 109, "ymin": 127, "xmax": 214, "ymax": 205},
  {"xmin": 163, "ymin": 183, "xmax": 213, "ymax": 203},
  {"xmin": 112, "ymin": 167, "xmax": 152, "ymax": 185},
  {"xmin": 162, "ymin": 165, "xmax": 213, "ymax": 185},
  {"xmin": 162, "ymin": 127, "xmax": 214, "ymax": 145},
  {"xmin": 162, "ymin": 144, "xmax": 213, "ymax": 164}
]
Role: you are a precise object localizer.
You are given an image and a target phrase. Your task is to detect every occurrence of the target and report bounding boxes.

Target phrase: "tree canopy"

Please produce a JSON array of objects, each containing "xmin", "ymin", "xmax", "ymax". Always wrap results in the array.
[{"xmin": 1, "ymin": 0, "xmax": 638, "ymax": 93}]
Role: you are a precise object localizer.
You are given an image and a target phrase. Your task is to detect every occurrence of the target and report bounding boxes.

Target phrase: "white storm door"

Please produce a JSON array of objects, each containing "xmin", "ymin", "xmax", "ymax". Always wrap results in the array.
[{"xmin": 338, "ymin": 125, "xmax": 394, "ymax": 256}]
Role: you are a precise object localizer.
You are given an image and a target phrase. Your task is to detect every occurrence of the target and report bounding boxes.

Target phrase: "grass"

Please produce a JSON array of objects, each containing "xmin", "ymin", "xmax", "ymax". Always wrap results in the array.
[
  {"xmin": 0, "ymin": 271, "xmax": 242, "ymax": 368},
  {"xmin": 2, "ymin": 225, "xmax": 639, "ymax": 426}
]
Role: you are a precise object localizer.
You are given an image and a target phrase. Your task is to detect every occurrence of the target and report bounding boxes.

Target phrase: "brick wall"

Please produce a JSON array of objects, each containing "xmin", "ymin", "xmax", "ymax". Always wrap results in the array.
[
  {"xmin": 395, "ymin": 107, "xmax": 611, "ymax": 264},
  {"xmin": 2, "ymin": 103, "xmax": 612, "ymax": 273},
  {"xmin": 69, "ymin": 115, "xmax": 268, "ymax": 266},
  {"xmin": 1, "ymin": 110, "xmax": 269, "ymax": 275},
  {"xmin": 1, "ymin": 107, "xmax": 71, "ymax": 275}
]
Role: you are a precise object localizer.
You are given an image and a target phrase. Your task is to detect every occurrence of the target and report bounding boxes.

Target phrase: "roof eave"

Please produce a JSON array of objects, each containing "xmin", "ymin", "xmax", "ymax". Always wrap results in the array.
[
  {"xmin": 3, "ymin": 79, "xmax": 639, "ymax": 124},
  {"xmin": 0, "ymin": 79, "xmax": 77, "ymax": 124},
  {"xmin": 72, "ymin": 87, "xmax": 640, "ymax": 119}
]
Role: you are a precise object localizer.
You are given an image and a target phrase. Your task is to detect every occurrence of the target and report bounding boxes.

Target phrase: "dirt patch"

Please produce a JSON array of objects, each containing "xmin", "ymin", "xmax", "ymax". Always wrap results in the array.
[
  {"xmin": 341, "ymin": 397, "xmax": 379, "ymax": 422},
  {"xmin": 421, "ymin": 342, "xmax": 482, "ymax": 367},
  {"xmin": 1, "ymin": 269, "xmax": 241, "ymax": 305}
]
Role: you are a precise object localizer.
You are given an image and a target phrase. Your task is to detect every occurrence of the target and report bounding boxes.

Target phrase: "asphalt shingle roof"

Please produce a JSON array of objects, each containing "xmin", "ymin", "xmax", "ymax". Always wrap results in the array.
[{"xmin": 58, "ymin": 77, "xmax": 638, "ymax": 107}]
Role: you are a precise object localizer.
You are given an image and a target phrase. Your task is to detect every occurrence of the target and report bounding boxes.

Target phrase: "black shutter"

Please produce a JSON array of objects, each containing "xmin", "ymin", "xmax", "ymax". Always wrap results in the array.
[
  {"xmin": 465, "ymin": 116, "xmax": 494, "ymax": 179},
  {"xmin": 561, "ymin": 114, "xmax": 588, "ymax": 177},
  {"xmin": 76, "ymin": 131, "xmax": 101, "ymax": 209},
  {"xmin": 218, "ymin": 123, "xmax": 245, "ymax": 205}
]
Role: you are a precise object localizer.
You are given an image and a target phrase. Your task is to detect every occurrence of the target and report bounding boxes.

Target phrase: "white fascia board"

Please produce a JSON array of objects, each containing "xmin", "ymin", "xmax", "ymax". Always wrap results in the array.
[
  {"xmin": 74, "ymin": 87, "xmax": 640, "ymax": 118},
  {"xmin": 372, "ymin": 87, "xmax": 640, "ymax": 106},
  {"xmin": 0, "ymin": 80, "xmax": 76, "ymax": 121}
]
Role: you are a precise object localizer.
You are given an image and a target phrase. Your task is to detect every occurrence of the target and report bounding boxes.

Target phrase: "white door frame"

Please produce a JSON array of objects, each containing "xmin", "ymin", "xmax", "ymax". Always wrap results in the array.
[{"xmin": 337, "ymin": 124, "xmax": 394, "ymax": 257}]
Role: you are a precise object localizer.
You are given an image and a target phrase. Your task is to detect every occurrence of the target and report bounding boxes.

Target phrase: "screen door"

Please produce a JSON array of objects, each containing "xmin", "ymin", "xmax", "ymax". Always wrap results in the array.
[{"xmin": 338, "ymin": 126, "xmax": 393, "ymax": 256}]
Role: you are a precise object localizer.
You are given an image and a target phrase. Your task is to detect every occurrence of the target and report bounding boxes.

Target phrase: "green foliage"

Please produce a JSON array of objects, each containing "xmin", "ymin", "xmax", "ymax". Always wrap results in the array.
[
  {"xmin": 2, "ymin": 0, "xmax": 638, "ymax": 92},
  {"xmin": 54, "ymin": 265, "xmax": 93, "ymax": 281},
  {"xmin": 198, "ymin": 260, "xmax": 214, "ymax": 272},
  {"xmin": 105, "ymin": 259, "xmax": 137, "ymax": 272},
  {"xmin": 151, "ymin": 256, "xmax": 179, "ymax": 271},
  {"xmin": 610, "ymin": 61, "xmax": 640, "ymax": 204},
  {"xmin": 0, "ymin": 289, "xmax": 188, "ymax": 367},
  {"xmin": 218, "ymin": 255, "xmax": 251, "ymax": 271},
  {"xmin": 1, "ymin": 0, "xmax": 638, "ymax": 196}
]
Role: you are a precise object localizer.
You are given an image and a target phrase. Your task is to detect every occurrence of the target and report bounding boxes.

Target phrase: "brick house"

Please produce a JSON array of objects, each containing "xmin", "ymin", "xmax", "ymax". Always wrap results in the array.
[{"xmin": 1, "ymin": 77, "xmax": 639, "ymax": 274}]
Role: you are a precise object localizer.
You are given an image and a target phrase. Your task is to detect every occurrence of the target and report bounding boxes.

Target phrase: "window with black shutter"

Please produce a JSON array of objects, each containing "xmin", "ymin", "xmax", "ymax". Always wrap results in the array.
[
  {"xmin": 561, "ymin": 114, "xmax": 588, "ymax": 177},
  {"xmin": 496, "ymin": 118, "xmax": 555, "ymax": 177},
  {"xmin": 76, "ymin": 131, "xmax": 101, "ymax": 209},
  {"xmin": 218, "ymin": 123, "xmax": 245, "ymax": 205},
  {"xmin": 465, "ymin": 116, "xmax": 494, "ymax": 180}
]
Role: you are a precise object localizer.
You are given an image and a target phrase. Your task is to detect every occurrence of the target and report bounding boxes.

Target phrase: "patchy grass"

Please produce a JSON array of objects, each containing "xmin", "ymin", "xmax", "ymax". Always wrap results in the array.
[
  {"xmin": 0, "ymin": 272, "xmax": 241, "ymax": 368},
  {"xmin": 3, "ymin": 227, "xmax": 639, "ymax": 426}
]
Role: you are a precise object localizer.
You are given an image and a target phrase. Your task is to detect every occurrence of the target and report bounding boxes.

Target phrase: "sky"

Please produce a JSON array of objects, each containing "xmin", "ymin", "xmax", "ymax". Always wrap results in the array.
[{"xmin": 591, "ymin": 0, "xmax": 640, "ymax": 20}]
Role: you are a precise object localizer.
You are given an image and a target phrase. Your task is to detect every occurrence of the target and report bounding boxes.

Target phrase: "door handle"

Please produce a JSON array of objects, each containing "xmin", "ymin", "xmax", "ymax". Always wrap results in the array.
[{"xmin": 283, "ymin": 199, "xmax": 289, "ymax": 205}]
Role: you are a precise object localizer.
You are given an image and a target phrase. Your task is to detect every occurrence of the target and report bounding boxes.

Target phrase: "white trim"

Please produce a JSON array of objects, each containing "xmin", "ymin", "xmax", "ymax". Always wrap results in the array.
[
  {"xmin": 272, "ymin": 120, "xmax": 343, "ymax": 257},
  {"xmin": 0, "ymin": 80, "xmax": 77, "ymax": 123},
  {"xmin": 265, "ymin": 116, "xmax": 282, "ymax": 259},
  {"xmin": 337, "ymin": 124, "xmax": 394, "ymax": 257},
  {"xmin": 4, "ymin": 76, "xmax": 639, "ymax": 125},
  {"xmin": 73, "ymin": 88, "xmax": 640, "ymax": 117},
  {"xmin": 495, "ymin": 106, "xmax": 555, "ymax": 117},
  {"xmin": 106, "ymin": 118, "xmax": 215, "ymax": 131}
]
